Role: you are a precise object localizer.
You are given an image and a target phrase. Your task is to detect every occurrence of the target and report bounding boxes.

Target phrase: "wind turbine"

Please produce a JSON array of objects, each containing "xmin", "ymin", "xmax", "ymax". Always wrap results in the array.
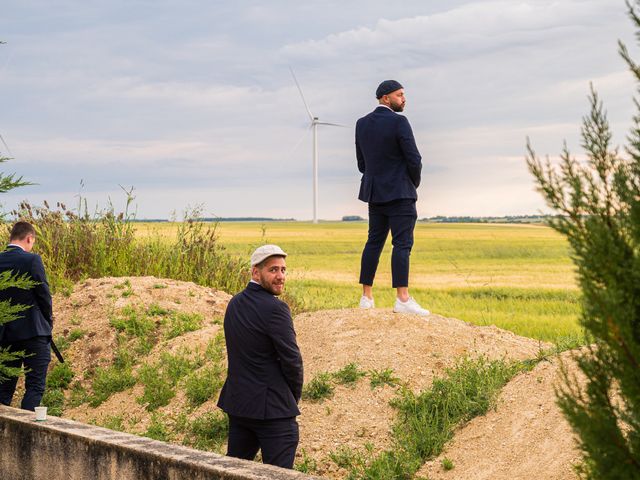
[{"xmin": 290, "ymin": 68, "xmax": 344, "ymax": 224}]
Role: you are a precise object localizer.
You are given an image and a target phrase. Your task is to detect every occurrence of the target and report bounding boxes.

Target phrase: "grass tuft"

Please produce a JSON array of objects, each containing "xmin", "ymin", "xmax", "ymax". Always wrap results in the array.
[
  {"xmin": 369, "ymin": 368, "xmax": 400, "ymax": 389},
  {"xmin": 302, "ymin": 372, "xmax": 334, "ymax": 401},
  {"xmin": 332, "ymin": 362, "xmax": 366, "ymax": 386},
  {"xmin": 185, "ymin": 411, "xmax": 229, "ymax": 452}
]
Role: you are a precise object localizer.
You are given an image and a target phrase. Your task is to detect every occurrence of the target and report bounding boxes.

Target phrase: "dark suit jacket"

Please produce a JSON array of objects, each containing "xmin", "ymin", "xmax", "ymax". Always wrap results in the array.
[
  {"xmin": 0, "ymin": 245, "xmax": 53, "ymax": 343},
  {"xmin": 217, "ymin": 282, "xmax": 303, "ymax": 420},
  {"xmin": 356, "ymin": 106, "xmax": 422, "ymax": 203}
]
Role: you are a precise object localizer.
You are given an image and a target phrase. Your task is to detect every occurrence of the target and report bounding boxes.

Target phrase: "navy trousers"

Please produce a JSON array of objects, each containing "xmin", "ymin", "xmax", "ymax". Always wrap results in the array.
[
  {"xmin": 0, "ymin": 336, "xmax": 51, "ymax": 411},
  {"xmin": 359, "ymin": 198, "xmax": 417, "ymax": 288},
  {"xmin": 226, "ymin": 415, "xmax": 299, "ymax": 469}
]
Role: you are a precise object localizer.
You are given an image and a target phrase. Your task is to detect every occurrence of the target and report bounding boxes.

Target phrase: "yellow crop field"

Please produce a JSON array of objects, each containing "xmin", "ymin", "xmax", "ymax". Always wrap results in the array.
[{"xmin": 133, "ymin": 221, "xmax": 581, "ymax": 344}]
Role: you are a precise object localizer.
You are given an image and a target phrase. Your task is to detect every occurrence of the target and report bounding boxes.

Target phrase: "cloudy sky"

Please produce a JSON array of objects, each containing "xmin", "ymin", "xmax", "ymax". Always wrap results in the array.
[{"xmin": 0, "ymin": 0, "xmax": 637, "ymax": 220}]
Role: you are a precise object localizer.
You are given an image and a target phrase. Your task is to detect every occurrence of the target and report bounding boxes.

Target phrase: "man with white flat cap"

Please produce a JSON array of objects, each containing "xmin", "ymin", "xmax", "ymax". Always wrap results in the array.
[{"xmin": 217, "ymin": 244, "xmax": 303, "ymax": 469}]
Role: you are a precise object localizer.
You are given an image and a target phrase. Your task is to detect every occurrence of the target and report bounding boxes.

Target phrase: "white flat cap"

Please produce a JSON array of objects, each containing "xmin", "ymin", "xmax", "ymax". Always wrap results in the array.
[{"xmin": 250, "ymin": 244, "xmax": 287, "ymax": 267}]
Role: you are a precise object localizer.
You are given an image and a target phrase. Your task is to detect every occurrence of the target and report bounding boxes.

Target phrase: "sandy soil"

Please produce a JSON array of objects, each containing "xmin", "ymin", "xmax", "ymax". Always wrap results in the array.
[{"xmin": 38, "ymin": 277, "xmax": 581, "ymax": 479}]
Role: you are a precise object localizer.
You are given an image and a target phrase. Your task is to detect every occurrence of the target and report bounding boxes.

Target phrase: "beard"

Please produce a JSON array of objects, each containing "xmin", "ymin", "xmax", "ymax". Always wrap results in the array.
[
  {"xmin": 258, "ymin": 273, "xmax": 285, "ymax": 296},
  {"xmin": 391, "ymin": 101, "xmax": 405, "ymax": 112}
]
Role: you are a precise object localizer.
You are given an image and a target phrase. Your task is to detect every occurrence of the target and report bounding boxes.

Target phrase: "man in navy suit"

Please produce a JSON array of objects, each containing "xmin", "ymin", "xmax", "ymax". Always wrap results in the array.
[
  {"xmin": 0, "ymin": 221, "xmax": 53, "ymax": 411},
  {"xmin": 217, "ymin": 244, "xmax": 303, "ymax": 469},
  {"xmin": 356, "ymin": 80, "xmax": 429, "ymax": 316}
]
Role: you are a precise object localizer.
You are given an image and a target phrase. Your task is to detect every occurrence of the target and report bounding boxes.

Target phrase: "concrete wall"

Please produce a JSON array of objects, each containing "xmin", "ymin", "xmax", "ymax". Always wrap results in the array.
[{"xmin": 0, "ymin": 406, "xmax": 321, "ymax": 480}]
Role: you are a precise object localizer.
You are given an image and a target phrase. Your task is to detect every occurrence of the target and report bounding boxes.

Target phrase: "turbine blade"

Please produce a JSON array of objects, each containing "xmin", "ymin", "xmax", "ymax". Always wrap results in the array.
[
  {"xmin": 288, "ymin": 126, "xmax": 312, "ymax": 157},
  {"xmin": 317, "ymin": 121, "xmax": 348, "ymax": 128},
  {"xmin": 289, "ymin": 66, "xmax": 314, "ymax": 121},
  {"xmin": 0, "ymin": 133, "xmax": 11, "ymax": 156}
]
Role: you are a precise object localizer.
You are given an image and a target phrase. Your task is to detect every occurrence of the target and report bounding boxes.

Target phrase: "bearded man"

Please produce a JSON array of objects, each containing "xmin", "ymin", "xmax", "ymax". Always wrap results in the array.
[
  {"xmin": 217, "ymin": 244, "xmax": 303, "ymax": 469},
  {"xmin": 356, "ymin": 80, "xmax": 429, "ymax": 316}
]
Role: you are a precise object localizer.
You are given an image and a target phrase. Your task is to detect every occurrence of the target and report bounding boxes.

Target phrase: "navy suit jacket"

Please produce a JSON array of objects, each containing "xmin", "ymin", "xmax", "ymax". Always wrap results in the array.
[
  {"xmin": 217, "ymin": 282, "xmax": 303, "ymax": 420},
  {"xmin": 356, "ymin": 106, "xmax": 422, "ymax": 203},
  {"xmin": 0, "ymin": 246, "xmax": 53, "ymax": 343}
]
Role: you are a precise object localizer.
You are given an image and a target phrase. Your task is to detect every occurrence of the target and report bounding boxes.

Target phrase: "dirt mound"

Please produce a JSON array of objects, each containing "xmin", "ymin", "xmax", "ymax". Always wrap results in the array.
[
  {"xmin": 417, "ymin": 351, "xmax": 583, "ymax": 480},
  {"xmin": 39, "ymin": 277, "xmax": 580, "ymax": 479},
  {"xmin": 53, "ymin": 276, "xmax": 230, "ymax": 432},
  {"xmin": 295, "ymin": 309, "xmax": 553, "ymax": 477}
]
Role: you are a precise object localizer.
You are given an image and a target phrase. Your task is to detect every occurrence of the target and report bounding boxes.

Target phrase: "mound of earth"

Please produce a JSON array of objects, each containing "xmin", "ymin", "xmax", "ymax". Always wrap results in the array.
[
  {"xmin": 36, "ymin": 277, "xmax": 580, "ymax": 479},
  {"xmin": 417, "ymin": 351, "xmax": 583, "ymax": 480},
  {"xmin": 53, "ymin": 276, "xmax": 230, "ymax": 432}
]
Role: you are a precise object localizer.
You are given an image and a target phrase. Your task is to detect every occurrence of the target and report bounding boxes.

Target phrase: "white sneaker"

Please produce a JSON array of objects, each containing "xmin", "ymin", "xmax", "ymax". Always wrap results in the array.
[
  {"xmin": 393, "ymin": 297, "xmax": 430, "ymax": 316},
  {"xmin": 359, "ymin": 296, "xmax": 375, "ymax": 309}
]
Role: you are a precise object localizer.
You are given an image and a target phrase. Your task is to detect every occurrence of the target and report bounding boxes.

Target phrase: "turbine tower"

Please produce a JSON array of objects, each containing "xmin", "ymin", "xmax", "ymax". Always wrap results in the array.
[{"xmin": 290, "ymin": 68, "xmax": 344, "ymax": 224}]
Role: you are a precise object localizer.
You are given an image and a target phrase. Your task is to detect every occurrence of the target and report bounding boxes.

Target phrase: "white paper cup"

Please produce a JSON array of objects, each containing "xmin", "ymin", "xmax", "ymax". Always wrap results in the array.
[{"xmin": 34, "ymin": 406, "xmax": 47, "ymax": 421}]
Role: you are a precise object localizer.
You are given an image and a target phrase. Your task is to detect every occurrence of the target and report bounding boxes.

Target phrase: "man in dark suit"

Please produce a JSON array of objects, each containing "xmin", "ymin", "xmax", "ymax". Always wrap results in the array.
[
  {"xmin": 0, "ymin": 221, "xmax": 53, "ymax": 411},
  {"xmin": 217, "ymin": 244, "xmax": 303, "ymax": 469},
  {"xmin": 356, "ymin": 80, "xmax": 429, "ymax": 316}
]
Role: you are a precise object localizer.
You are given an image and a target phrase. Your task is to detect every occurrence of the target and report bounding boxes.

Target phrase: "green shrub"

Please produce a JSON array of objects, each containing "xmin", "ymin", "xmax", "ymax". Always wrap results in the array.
[
  {"xmin": 18, "ymin": 199, "xmax": 249, "ymax": 297},
  {"xmin": 526, "ymin": 3, "xmax": 640, "ymax": 476}
]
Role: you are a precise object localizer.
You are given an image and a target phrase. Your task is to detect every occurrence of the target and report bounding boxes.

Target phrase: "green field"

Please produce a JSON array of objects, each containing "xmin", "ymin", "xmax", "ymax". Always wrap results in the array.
[{"xmin": 135, "ymin": 222, "xmax": 582, "ymax": 345}]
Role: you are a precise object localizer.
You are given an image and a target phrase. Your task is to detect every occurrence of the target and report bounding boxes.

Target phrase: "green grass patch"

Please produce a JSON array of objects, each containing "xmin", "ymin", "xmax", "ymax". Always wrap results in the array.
[
  {"xmin": 47, "ymin": 362, "xmax": 75, "ymax": 390},
  {"xmin": 147, "ymin": 303, "xmax": 171, "ymax": 316},
  {"xmin": 98, "ymin": 414, "xmax": 125, "ymax": 431},
  {"xmin": 185, "ymin": 364, "xmax": 225, "ymax": 407},
  {"xmin": 295, "ymin": 449, "xmax": 319, "ymax": 474},
  {"xmin": 165, "ymin": 312, "xmax": 203, "ymax": 339},
  {"xmin": 369, "ymin": 368, "xmax": 400, "ymax": 389},
  {"xmin": 302, "ymin": 372, "xmax": 334, "ymax": 401},
  {"xmin": 137, "ymin": 350, "xmax": 201, "ymax": 411},
  {"xmin": 137, "ymin": 364, "xmax": 176, "ymax": 411},
  {"xmin": 442, "ymin": 457, "xmax": 455, "ymax": 471},
  {"xmin": 41, "ymin": 388, "xmax": 65, "ymax": 416},
  {"xmin": 184, "ymin": 411, "xmax": 229, "ymax": 452},
  {"xmin": 67, "ymin": 328, "xmax": 86, "ymax": 341},
  {"xmin": 90, "ymin": 364, "xmax": 136, "ymax": 407},
  {"xmin": 145, "ymin": 414, "xmax": 173, "ymax": 441},
  {"xmin": 332, "ymin": 363, "xmax": 366, "ymax": 386},
  {"xmin": 67, "ymin": 381, "xmax": 88, "ymax": 408},
  {"xmin": 335, "ymin": 356, "xmax": 532, "ymax": 479},
  {"xmin": 110, "ymin": 306, "xmax": 156, "ymax": 338},
  {"xmin": 205, "ymin": 334, "xmax": 225, "ymax": 362}
]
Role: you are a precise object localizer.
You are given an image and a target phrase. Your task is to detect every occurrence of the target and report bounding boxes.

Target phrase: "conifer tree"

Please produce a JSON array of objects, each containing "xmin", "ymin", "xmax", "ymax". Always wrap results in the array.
[
  {"xmin": 0, "ymin": 151, "xmax": 36, "ymax": 381},
  {"xmin": 527, "ymin": 2, "xmax": 640, "ymax": 477}
]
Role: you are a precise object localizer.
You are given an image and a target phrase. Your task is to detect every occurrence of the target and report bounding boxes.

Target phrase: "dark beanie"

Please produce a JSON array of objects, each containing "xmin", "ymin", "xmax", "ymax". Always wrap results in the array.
[{"xmin": 375, "ymin": 80, "xmax": 403, "ymax": 99}]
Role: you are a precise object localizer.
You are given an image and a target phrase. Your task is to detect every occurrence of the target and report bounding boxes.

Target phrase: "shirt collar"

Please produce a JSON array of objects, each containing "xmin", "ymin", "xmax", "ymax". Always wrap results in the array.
[
  {"xmin": 376, "ymin": 104, "xmax": 394, "ymax": 111},
  {"xmin": 7, "ymin": 243, "xmax": 25, "ymax": 251}
]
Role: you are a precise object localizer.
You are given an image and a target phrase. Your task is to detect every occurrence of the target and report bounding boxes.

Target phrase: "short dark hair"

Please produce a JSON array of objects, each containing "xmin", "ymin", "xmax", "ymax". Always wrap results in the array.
[{"xmin": 9, "ymin": 221, "xmax": 36, "ymax": 241}]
